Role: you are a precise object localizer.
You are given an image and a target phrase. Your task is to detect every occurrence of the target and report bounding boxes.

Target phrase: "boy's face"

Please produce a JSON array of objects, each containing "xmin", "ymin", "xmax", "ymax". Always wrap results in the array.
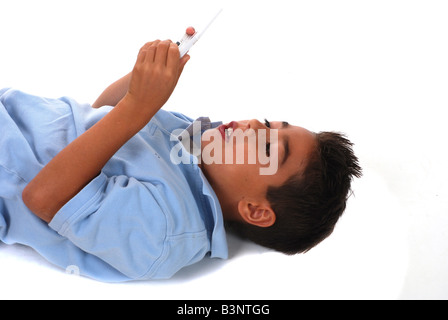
[{"xmin": 199, "ymin": 119, "xmax": 316, "ymax": 224}]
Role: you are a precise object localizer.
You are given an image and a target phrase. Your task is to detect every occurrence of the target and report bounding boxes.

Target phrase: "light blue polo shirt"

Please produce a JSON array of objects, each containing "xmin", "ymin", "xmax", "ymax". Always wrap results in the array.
[{"xmin": 0, "ymin": 88, "xmax": 228, "ymax": 282}]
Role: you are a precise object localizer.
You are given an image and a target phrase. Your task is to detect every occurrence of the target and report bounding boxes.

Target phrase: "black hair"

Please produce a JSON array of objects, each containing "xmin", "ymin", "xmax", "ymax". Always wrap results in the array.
[{"xmin": 227, "ymin": 132, "xmax": 362, "ymax": 254}]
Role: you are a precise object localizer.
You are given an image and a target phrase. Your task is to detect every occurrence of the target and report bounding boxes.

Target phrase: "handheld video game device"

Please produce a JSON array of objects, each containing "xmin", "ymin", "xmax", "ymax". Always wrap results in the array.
[{"xmin": 176, "ymin": 9, "xmax": 223, "ymax": 58}]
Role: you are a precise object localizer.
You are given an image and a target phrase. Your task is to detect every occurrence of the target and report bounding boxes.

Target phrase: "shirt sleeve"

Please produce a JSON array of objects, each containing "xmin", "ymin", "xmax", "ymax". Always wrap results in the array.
[{"xmin": 49, "ymin": 172, "xmax": 169, "ymax": 280}]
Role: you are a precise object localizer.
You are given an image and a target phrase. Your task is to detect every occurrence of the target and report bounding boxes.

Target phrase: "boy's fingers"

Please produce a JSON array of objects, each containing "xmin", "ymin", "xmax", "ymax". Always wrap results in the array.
[
  {"xmin": 167, "ymin": 42, "xmax": 181, "ymax": 69},
  {"xmin": 136, "ymin": 41, "xmax": 152, "ymax": 65},
  {"xmin": 144, "ymin": 40, "xmax": 160, "ymax": 63},
  {"xmin": 179, "ymin": 54, "xmax": 190, "ymax": 73},
  {"xmin": 139, "ymin": 41, "xmax": 154, "ymax": 52},
  {"xmin": 173, "ymin": 54, "xmax": 190, "ymax": 88},
  {"xmin": 137, "ymin": 40, "xmax": 160, "ymax": 64},
  {"xmin": 154, "ymin": 40, "xmax": 171, "ymax": 65}
]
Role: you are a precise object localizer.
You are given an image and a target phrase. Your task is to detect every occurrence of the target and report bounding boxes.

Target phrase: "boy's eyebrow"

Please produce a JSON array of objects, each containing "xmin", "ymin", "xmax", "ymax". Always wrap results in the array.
[{"xmin": 281, "ymin": 122, "xmax": 290, "ymax": 167}]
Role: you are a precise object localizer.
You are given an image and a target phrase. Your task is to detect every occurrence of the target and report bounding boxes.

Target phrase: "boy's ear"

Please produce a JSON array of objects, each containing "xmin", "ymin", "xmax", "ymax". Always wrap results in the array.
[{"xmin": 237, "ymin": 199, "xmax": 276, "ymax": 228}]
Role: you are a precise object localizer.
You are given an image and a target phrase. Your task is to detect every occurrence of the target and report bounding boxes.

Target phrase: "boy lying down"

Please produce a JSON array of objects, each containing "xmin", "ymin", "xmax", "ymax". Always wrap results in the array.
[{"xmin": 0, "ymin": 40, "xmax": 361, "ymax": 282}]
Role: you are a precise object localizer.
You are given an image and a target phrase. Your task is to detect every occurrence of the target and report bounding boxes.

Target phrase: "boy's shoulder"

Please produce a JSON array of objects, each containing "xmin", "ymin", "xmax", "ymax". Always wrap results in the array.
[{"xmin": 154, "ymin": 109, "xmax": 194, "ymax": 128}]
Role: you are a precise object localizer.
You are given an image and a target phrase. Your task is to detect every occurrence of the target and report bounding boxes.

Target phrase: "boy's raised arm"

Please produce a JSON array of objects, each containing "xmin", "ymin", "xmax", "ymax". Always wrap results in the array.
[
  {"xmin": 92, "ymin": 72, "xmax": 132, "ymax": 108},
  {"xmin": 22, "ymin": 40, "xmax": 189, "ymax": 223}
]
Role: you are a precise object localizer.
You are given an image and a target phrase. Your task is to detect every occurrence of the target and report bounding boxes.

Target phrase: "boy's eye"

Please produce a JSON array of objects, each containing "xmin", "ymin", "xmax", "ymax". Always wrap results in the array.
[{"xmin": 264, "ymin": 119, "xmax": 271, "ymax": 156}]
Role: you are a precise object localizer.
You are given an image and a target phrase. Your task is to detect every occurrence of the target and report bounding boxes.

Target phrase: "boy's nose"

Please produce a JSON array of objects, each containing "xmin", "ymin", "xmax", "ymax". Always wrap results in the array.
[{"xmin": 247, "ymin": 119, "xmax": 265, "ymax": 130}]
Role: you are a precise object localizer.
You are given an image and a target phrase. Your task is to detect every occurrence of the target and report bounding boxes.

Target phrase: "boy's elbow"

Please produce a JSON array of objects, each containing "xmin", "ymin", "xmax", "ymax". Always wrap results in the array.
[{"xmin": 22, "ymin": 184, "xmax": 57, "ymax": 223}]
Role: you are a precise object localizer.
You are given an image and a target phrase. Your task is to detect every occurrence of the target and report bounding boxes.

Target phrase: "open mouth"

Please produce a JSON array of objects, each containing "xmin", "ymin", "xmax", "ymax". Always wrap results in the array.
[{"xmin": 218, "ymin": 121, "xmax": 236, "ymax": 142}]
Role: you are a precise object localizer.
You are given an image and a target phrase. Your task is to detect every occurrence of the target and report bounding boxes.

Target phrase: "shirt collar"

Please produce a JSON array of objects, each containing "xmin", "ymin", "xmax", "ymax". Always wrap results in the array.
[
  {"xmin": 178, "ymin": 117, "xmax": 222, "ymax": 157},
  {"xmin": 178, "ymin": 117, "xmax": 228, "ymax": 259},
  {"xmin": 184, "ymin": 116, "xmax": 222, "ymax": 135}
]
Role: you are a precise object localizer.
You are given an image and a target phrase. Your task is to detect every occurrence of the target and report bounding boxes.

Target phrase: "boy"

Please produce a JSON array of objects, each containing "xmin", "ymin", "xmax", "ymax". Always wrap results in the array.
[{"xmin": 0, "ymin": 40, "xmax": 361, "ymax": 282}]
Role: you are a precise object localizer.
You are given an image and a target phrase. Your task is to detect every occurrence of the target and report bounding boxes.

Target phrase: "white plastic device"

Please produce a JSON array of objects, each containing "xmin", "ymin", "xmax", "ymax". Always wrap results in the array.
[{"xmin": 176, "ymin": 9, "xmax": 223, "ymax": 58}]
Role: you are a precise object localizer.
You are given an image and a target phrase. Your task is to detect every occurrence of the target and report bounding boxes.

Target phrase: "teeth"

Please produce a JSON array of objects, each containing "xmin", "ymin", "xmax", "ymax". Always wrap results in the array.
[
  {"xmin": 225, "ymin": 127, "xmax": 233, "ymax": 142},
  {"xmin": 225, "ymin": 128, "xmax": 233, "ymax": 137}
]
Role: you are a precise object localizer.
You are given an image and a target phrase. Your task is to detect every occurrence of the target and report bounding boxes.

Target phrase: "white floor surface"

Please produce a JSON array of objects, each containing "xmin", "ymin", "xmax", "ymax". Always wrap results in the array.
[{"xmin": 0, "ymin": 0, "xmax": 447, "ymax": 299}]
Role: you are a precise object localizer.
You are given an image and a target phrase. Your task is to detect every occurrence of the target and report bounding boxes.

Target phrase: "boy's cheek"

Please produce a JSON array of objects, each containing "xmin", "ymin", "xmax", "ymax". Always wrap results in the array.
[{"xmin": 201, "ymin": 130, "xmax": 266, "ymax": 169}]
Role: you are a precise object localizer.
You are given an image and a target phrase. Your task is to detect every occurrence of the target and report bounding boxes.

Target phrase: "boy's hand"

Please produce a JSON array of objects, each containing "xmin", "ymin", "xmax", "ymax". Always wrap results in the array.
[
  {"xmin": 125, "ymin": 40, "xmax": 190, "ymax": 114},
  {"xmin": 22, "ymin": 40, "xmax": 189, "ymax": 223}
]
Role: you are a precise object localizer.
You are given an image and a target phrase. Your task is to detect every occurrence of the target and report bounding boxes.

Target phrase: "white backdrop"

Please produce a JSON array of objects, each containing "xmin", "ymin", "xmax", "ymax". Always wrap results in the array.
[{"xmin": 1, "ymin": 0, "xmax": 447, "ymax": 299}]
